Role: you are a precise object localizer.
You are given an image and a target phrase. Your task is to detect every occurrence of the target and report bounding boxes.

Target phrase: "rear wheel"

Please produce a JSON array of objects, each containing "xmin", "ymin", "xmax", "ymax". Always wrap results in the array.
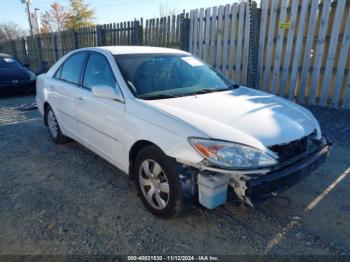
[
  {"xmin": 134, "ymin": 145, "xmax": 184, "ymax": 218},
  {"xmin": 45, "ymin": 105, "xmax": 68, "ymax": 144}
]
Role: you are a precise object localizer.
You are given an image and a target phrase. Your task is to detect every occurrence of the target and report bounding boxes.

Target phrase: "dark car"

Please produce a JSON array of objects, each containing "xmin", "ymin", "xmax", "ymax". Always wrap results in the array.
[{"xmin": 0, "ymin": 53, "xmax": 36, "ymax": 95}]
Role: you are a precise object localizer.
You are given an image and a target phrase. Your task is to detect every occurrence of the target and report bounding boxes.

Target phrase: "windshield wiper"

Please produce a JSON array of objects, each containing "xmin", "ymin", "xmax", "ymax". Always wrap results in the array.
[
  {"xmin": 141, "ymin": 93, "xmax": 180, "ymax": 100},
  {"xmin": 186, "ymin": 84, "xmax": 240, "ymax": 96},
  {"xmin": 231, "ymin": 83, "xmax": 240, "ymax": 89},
  {"xmin": 188, "ymin": 89, "xmax": 219, "ymax": 95}
]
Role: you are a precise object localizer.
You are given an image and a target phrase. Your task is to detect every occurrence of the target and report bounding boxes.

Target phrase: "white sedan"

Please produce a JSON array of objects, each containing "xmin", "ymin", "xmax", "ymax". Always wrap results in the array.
[{"xmin": 36, "ymin": 46, "xmax": 331, "ymax": 218}]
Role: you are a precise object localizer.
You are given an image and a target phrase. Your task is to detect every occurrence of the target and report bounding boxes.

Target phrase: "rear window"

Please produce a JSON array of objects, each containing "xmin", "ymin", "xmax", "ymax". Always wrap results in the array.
[
  {"xmin": 60, "ymin": 52, "xmax": 86, "ymax": 85},
  {"xmin": 0, "ymin": 57, "xmax": 22, "ymax": 68},
  {"xmin": 54, "ymin": 66, "xmax": 63, "ymax": 79}
]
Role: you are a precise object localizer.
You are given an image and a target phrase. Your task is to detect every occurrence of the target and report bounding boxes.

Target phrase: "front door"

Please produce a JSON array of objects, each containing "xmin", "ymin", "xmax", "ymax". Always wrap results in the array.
[{"xmin": 75, "ymin": 52, "xmax": 125, "ymax": 166}]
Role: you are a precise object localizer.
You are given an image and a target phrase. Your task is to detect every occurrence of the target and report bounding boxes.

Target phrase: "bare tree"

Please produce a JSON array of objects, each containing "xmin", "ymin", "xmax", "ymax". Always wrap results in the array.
[
  {"xmin": 40, "ymin": 2, "xmax": 67, "ymax": 33},
  {"xmin": 0, "ymin": 22, "xmax": 27, "ymax": 43},
  {"xmin": 158, "ymin": 3, "xmax": 178, "ymax": 17},
  {"xmin": 40, "ymin": 16, "xmax": 52, "ymax": 34}
]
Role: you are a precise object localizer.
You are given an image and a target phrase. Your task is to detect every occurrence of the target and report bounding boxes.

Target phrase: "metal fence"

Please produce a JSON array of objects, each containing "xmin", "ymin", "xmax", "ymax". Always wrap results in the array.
[
  {"xmin": 1, "ymin": 0, "xmax": 350, "ymax": 109},
  {"xmin": 0, "ymin": 20, "xmax": 145, "ymax": 73}
]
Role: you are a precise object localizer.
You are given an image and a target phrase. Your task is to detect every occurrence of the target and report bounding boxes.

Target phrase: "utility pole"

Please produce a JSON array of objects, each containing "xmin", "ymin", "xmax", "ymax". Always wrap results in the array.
[
  {"xmin": 35, "ymin": 8, "xmax": 41, "ymax": 34},
  {"xmin": 21, "ymin": 0, "xmax": 34, "ymax": 36}
]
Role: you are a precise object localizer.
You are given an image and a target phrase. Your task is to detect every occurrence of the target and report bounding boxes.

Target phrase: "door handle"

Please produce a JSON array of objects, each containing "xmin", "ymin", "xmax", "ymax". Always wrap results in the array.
[
  {"xmin": 48, "ymin": 85, "xmax": 55, "ymax": 90},
  {"xmin": 77, "ymin": 97, "xmax": 84, "ymax": 102}
]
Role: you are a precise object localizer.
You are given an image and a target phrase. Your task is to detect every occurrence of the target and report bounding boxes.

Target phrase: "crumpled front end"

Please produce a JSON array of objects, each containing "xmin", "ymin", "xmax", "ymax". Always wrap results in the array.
[
  {"xmin": 244, "ymin": 136, "xmax": 331, "ymax": 205},
  {"xmin": 178, "ymin": 135, "xmax": 332, "ymax": 209}
]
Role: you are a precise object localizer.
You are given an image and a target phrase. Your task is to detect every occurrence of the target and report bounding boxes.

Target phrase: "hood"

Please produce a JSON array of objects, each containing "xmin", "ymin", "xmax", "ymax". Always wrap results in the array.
[
  {"xmin": 145, "ymin": 87, "xmax": 321, "ymax": 148},
  {"xmin": 0, "ymin": 67, "xmax": 31, "ymax": 82}
]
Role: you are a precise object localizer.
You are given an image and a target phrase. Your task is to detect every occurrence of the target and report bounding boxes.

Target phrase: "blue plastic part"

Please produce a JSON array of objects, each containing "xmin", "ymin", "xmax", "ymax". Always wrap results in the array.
[{"xmin": 198, "ymin": 187, "xmax": 227, "ymax": 209}]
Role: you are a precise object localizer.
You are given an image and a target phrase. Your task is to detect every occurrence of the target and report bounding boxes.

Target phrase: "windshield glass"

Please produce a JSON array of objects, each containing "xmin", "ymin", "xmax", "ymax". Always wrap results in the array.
[
  {"xmin": 114, "ymin": 54, "xmax": 238, "ymax": 99},
  {"xmin": 0, "ymin": 57, "xmax": 22, "ymax": 69}
]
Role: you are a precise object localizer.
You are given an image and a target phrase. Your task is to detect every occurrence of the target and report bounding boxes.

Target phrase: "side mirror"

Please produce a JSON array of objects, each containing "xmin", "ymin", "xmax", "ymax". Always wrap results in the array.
[
  {"xmin": 23, "ymin": 64, "xmax": 30, "ymax": 68},
  {"xmin": 91, "ymin": 85, "xmax": 124, "ymax": 102}
]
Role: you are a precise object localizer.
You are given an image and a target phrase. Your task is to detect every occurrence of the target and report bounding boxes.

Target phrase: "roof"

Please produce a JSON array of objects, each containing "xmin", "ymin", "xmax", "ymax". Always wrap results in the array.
[
  {"xmin": 94, "ymin": 46, "xmax": 189, "ymax": 55},
  {"xmin": 0, "ymin": 53, "xmax": 11, "ymax": 58}
]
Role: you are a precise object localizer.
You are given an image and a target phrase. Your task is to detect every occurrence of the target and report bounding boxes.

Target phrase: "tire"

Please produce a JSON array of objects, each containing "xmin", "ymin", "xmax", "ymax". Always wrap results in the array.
[
  {"xmin": 45, "ymin": 105, "xmax": 68, "ymax": 144},
  {"xmin": 134, "ymin": 145, "xmax": 185, "ymax": 218}
]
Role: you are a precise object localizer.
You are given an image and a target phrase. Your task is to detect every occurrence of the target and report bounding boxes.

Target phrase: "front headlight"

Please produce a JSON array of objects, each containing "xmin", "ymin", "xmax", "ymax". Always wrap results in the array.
[
  {"xmin": 188, "ymin": 137, "xmax": 278, "ymax": 169},
  {"xmin": 29, "ymin": 72, "xmax": 36, "ymax": 81}
]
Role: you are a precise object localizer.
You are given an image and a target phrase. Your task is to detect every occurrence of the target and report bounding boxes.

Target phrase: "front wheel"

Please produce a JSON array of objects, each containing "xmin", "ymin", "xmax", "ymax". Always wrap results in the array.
[{"xmin": 134, "ymin": 145, "xmax": 185, "ymax": 218}]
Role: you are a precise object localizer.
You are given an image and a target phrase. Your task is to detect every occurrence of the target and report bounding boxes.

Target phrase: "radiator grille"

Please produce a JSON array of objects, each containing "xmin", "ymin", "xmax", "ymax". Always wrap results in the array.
[{"xmin": 269, "ymin": 133, "xmax": 314, "ymax": 163}]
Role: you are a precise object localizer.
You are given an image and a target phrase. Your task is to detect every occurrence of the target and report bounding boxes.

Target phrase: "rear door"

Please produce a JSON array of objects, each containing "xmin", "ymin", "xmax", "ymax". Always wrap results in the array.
[
  {"xmin": 75, "ymin": 51, "xmax": 126, "ymax": 165},
  {"xmin": 49, "ymin": 52, "xmax": 88, "ymax": 138}
]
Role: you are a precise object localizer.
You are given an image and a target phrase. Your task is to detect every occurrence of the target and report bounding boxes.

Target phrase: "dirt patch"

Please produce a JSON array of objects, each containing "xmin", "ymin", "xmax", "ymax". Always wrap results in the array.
[{"xmin": 0, "ymin": 95, "xmax": 349, "ymax": 255}]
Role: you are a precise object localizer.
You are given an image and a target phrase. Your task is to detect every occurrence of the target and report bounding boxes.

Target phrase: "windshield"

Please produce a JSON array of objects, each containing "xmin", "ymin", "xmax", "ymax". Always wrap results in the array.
[
  {"xmin": 114, "ymin": 54, "xmax": 238, "ymax": 99},
  {"xmin": 0, "ymin": 57, "xmax": 22, "ymax": 69}
]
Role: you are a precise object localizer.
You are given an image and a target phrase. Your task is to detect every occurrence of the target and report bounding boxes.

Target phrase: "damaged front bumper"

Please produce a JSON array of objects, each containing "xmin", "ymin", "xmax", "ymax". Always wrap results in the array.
[
  {"xmin": 245, "ymin": 138, "xmax": 331, "ymax": 205},
  {"xmin": 178, "ymin": 137, "xmax": 332, "ymax": 209}
]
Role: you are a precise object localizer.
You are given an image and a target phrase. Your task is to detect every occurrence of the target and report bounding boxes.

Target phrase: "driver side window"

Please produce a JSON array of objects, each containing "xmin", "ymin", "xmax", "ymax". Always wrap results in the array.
[{"xmin": 83, "ymin": 52, "xmax": 116, "ymax": 90}]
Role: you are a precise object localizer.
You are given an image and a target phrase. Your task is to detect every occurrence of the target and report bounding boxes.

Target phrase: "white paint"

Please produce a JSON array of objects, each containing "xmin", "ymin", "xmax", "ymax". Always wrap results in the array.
[
  {"xmin": 181, "ymin": 56, "xmax": 203, "ymax": 66},
  {"xmin": 37, "ymin": 46, "xmax": 322, "ymax": 176}
]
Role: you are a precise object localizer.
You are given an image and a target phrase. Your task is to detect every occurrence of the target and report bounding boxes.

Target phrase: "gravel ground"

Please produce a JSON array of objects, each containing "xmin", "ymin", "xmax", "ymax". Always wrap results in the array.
[{"xmin": 0, "ymin": 94, "xmax": 350, "ymax": 256}]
